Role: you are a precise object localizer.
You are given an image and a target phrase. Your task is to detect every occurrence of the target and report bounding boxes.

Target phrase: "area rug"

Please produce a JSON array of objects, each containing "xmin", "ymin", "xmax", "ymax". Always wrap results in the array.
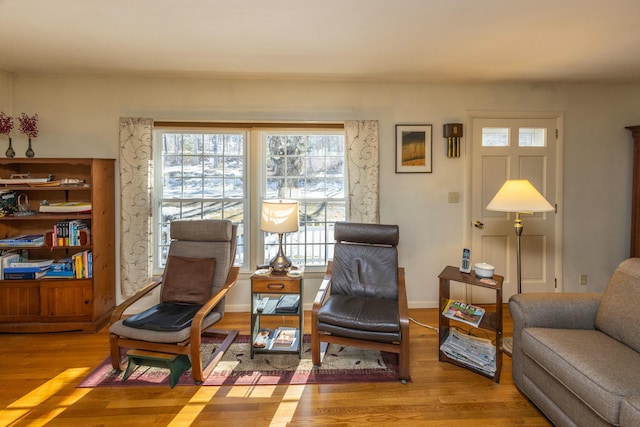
[{"xmin": 79, "ymin": 334, "xmax": 401, "ymax": 387}]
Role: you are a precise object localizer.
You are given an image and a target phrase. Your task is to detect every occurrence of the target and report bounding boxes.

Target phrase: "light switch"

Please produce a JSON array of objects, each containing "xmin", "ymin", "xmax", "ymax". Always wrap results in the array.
[{"xmin": 448, "ymin": 192, "xmax": 460, "ymax": 203}]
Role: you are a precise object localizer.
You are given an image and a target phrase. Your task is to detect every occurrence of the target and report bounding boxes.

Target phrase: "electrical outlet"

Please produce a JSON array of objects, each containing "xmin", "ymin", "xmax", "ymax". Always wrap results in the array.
[{"xmin": 579, "ymin": 274, "xmax": 587, "ymax": 285}]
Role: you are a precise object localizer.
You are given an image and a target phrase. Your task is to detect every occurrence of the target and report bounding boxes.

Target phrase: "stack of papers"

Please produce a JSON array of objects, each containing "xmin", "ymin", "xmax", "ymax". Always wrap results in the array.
[{"xmin": 440, "ymin": 328, "xmax": 496, "ymax": 376}]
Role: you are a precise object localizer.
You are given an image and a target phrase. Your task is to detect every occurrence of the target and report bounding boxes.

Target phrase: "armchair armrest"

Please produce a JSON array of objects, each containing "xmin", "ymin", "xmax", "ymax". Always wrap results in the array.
[{"xmin": 110, "ymin": 276, "xmax": 163, "ymax": 324}]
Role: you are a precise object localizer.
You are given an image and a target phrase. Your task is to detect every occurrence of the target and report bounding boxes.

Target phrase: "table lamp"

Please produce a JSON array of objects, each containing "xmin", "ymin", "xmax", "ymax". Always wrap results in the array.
[
  {"xmin": 486, "ymin": 179, "xmax": 554, "ymax": 354},
  {"xmin": 261, "ymin": 199, "xmax": 299, "ymax": 273}
]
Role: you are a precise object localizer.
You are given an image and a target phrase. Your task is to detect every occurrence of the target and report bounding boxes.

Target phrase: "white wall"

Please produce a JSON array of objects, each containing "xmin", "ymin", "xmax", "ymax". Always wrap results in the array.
[{"xmin": 2, "ymin": 74, "xmax": 639, "ymax": 311}]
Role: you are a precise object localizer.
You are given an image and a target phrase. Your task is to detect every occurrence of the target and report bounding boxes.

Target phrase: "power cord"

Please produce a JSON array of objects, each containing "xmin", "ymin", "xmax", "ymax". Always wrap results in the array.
[{"xmin": 409, "ymin": 317, "xmax": 438, "ymax": 332}]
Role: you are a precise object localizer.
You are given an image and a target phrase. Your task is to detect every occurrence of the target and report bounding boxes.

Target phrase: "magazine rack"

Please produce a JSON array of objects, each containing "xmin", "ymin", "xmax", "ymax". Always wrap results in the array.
[{"xmin": 438, "ymin": 265, "xmax": 503, "ymax": 382}]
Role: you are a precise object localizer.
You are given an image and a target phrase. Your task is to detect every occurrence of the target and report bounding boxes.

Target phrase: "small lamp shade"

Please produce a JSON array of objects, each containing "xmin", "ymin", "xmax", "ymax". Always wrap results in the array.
[
  {"xmin": 486, "ymin": 179, "xmax": 554, "ymax": 213},
  {"xmin": 261, "ymin": 200, "xmax": 299, "ymax": 233}
]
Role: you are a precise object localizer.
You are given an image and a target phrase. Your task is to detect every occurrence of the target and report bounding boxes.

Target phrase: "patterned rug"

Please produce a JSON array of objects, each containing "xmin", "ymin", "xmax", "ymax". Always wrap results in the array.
[{"xmin": 79, "ymin": 334, "xmax": 401, "ymax": 387}]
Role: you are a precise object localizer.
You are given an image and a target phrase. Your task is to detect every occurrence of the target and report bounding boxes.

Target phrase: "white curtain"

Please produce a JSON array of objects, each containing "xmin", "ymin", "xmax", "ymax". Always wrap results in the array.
[
  {"xmin": 345, "ymin": 120, "xmax": 379, "ymax": 223},
  {"xmin": 119, "ymin": 117, "xmax": 153, "ymax": 297}
]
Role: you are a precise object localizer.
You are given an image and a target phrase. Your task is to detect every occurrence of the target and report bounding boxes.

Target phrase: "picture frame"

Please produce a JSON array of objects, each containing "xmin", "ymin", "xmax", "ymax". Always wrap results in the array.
[{"xmin": 395, "ymin": 124, "xmax": 432, "ymax": 173}]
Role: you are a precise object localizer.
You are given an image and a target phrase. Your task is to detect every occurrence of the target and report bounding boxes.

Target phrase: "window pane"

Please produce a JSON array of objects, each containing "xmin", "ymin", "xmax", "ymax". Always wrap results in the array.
[
  {"xmin": 519, "ymin": 128, "xmax": 546, "ymax": 147},
  {"xmin": 482, "ymin": 128, "xmax": 509, "ymax": 147},
  {"xmin": 263, "ymin": 131, "xmax": 346, "ymax": 266},
  {"xmin": 155, "ymin": 130, "xmax": 247, "ymax": 269}
]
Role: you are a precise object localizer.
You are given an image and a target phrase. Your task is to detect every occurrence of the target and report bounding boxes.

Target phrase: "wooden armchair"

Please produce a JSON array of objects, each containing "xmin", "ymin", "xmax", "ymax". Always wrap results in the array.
[
  {"xmin": 109, "ymin": 219, "xmax": 239, "ymax": 384},
  {"xmin": 311, "ymin": 222, "xmax": 410, "ymax": 383}
]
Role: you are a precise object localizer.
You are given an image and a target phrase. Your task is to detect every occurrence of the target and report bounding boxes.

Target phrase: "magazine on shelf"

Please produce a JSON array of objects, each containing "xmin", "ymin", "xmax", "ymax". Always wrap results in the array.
[
  {"xmin": 39, "ymin": 202, "xmax": 92, "ymax": 214},
  {"xmin": 269, "ymin": 327, "xmax": 299, "ymax": 350},
  {"xmin": 442, "ymin": 299, "xmax": 486, "ymax": 328}
]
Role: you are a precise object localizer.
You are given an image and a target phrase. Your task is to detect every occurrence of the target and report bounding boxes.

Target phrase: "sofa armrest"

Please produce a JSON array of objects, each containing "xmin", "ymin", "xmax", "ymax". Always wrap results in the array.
[
  {"xmin": 509, "ymin": 292, "xmax": 603, "ymax": 331},
  {"xmin": 508, "ymin": 292, "xmax": 603, "ymax": 389}
]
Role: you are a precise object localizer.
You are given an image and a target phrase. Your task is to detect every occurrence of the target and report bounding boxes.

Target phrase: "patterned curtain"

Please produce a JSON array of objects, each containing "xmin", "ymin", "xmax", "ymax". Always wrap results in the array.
[
  {"xmin": 345, "ymin": 120, "xmax": 379, "ymax": 223},
  {"xmin": 119, "ymin": 117, "xmax": 153, "ymax": 297}
]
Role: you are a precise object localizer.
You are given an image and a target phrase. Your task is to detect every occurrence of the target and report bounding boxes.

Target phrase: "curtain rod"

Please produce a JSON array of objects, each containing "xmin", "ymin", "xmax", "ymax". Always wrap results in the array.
[{"xmin": 154, "ymin": 121, "xmax": 344, "ymax": 129}]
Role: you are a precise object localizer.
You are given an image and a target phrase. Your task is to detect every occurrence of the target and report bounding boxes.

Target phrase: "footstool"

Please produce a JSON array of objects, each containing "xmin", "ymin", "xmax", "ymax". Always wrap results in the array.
[{"xmin": 123, "ymin": 349, "xmax": 191, "ymax": 388}]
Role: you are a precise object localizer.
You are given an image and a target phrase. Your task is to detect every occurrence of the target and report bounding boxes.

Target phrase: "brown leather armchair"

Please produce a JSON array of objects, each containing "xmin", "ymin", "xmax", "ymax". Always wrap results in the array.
[{"xmin": 311, "ymin": 222, "xmax": 410, "ymax": 383}]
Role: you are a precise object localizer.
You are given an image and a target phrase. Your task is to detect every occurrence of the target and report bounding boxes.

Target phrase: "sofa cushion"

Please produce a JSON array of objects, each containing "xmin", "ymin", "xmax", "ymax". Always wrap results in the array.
[
  {"xmin": 522, "ymin": 327, "xmax": 640, "ymax": 425},
  {"xmin": 595, "ymin": 259, "xmax": 640, "ymax": 353}
]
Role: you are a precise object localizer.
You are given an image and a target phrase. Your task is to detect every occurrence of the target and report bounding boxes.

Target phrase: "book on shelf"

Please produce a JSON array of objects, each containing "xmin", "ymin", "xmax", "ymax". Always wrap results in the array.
[
  {"xmin": 274, "ymin": 294, "xmax": 300, "ymax": 313},
  {"xmin": 9, "ymin": 259, "xmax": 53, "ymax": 268},
  {"xmin": 50, "ymin": 220, "xmax": 89, "ymax": 247},
  {"xmin": 0, "ymin": 251, "xmax": 20, "ymax": 276},
  {"xmin": 3, "ymin": 265, "xmax": 50, "ymax": 274},
  {"xmin": 39, "ymin": 202, "xmax": 92, "ymax": 214},
  {"xmin": 269, "ymin": 327, "xmax": 299, "ymax": 350},
  {"xmin": 4, "ymin": 270, "xmax": 47, "ymax": 280},
  {"xmin": 0, "ymin": 234, "xmax": 45, "ymax": 248},
  {"xmin": 44, "ymin": 269, "xmax": 75, "ymax": 278},
  {"xmin": 442, "ymin": 299, "xmax": 486, "ymax": 328},
  {"xmin": 72, "ymin": 250, "xmax": 92, "ymax": 278}
]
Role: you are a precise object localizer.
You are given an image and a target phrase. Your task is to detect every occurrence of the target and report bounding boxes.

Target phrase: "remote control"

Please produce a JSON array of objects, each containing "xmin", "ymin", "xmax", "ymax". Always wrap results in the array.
[{"xmin": 256, "ymin": 297, "xmax": 269, "ymax": 312}]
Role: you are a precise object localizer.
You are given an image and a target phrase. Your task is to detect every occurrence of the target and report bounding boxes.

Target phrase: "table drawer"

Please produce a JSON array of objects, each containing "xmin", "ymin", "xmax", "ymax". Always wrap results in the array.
[{"xmin": 252, "ymin": 277, "xmax": 300, "ymax": 294}]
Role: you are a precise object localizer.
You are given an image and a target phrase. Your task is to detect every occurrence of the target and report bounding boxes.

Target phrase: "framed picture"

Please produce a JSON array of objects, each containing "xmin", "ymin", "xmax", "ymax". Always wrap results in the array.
[{"xmin": 395, "ymin": 124, "xmax": 432, "ymax": 173}]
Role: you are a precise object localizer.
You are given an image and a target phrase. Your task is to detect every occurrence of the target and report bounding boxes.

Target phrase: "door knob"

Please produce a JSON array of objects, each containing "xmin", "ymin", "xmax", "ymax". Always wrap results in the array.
[{"xmin": 474, "ymin": 221, "xmax": 484, "ymax": 229}]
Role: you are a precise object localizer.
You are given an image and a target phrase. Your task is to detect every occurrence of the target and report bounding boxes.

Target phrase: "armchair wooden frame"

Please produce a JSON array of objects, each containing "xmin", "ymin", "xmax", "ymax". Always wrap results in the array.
[
  {"xmin": 311, "ymin": 261, "xmax": 410, "ymax": 382},
  {"xmin": 109, "ymin": 266, "xmax": 239, "ymax": 384}
]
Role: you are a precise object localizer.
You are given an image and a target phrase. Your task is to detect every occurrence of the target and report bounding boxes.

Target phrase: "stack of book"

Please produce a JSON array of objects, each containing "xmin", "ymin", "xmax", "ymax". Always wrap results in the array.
[
  {"xmin": 0, "ymin": 234, "xmax": 45, "ymax": 248},
  {"xmin": 440, "ymin": 328, "xmax": 497, "ymax": 376},
  {"xmin": 45, "ymin": 258, "xmax": 75, "ymax": 278},
  {"xmin": 52, "ymin": 220, "xmax": 90, "ymax": 247},
  {"xmin": 3, "ymin": 259, "xmax": 53, "ymax": 280}
]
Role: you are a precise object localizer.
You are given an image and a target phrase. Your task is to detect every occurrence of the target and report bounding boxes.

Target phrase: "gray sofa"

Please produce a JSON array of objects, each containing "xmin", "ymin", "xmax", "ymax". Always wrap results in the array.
[{"xmin": 509, "ymin": 258, "xmax": 640, "ymax": 426}]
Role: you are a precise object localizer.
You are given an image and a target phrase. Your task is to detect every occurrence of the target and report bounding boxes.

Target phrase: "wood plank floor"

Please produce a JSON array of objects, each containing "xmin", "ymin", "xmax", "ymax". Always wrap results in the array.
[{"xmin": 0, "ymin": 308, "xmax": 550, "ymax": 427}]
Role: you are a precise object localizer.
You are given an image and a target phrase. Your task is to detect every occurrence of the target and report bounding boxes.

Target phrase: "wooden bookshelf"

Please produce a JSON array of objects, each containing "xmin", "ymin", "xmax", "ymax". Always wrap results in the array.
[{"xmin": 0, "ymin": 158, "xmax": 115, "ymax": 333}]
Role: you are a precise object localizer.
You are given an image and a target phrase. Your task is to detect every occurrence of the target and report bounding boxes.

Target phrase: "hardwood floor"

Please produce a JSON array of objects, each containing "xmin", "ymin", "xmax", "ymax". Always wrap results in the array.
[{"xmin": 0, "ymin": 308, "xmax": 550, "ymax": 427}]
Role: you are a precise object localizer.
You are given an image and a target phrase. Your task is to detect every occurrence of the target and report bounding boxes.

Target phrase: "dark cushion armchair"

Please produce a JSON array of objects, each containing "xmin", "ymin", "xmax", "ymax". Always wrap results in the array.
[
  {"xmin": 109, "ymin": 219, "xmax": 239, "ymax": 384},
  {"xmin": 311, "ymin": 222, "xmax": 410, "ymax": 382}
]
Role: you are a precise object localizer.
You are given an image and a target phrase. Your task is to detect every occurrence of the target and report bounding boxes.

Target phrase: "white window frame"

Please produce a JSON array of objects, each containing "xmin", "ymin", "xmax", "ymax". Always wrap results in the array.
[{"xmin": 153, "ymin": 124, "xmax": 346, "ymax": 275}]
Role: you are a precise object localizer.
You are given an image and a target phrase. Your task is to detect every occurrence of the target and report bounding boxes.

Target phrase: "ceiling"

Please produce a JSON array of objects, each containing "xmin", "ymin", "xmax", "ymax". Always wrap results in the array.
[{"xmin": 1, "ymin": 0, "xmax": 639, "ymax": 84}]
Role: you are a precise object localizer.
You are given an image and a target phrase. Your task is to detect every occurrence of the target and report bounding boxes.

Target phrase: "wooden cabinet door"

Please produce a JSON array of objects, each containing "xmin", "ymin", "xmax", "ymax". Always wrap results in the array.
[
  {"xmin": 40, "ymin": 280, "xmax": 93, "ymax": 320},
  {"xmin": 0, "ymin": 281, "xmax": 40, "ymax": 322}
]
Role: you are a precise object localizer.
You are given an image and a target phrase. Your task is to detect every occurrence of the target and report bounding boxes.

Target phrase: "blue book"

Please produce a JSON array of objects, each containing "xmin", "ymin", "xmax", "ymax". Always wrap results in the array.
[{"xmin": 4, "ymin": 266, "xmax": 50, "ymax": 273}]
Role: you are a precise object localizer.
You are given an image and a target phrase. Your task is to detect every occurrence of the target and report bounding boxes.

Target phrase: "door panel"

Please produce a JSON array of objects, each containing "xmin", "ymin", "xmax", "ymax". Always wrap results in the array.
[{"xmin": 471, "ymin": 117, "xmax": 558, "ymax": 303}]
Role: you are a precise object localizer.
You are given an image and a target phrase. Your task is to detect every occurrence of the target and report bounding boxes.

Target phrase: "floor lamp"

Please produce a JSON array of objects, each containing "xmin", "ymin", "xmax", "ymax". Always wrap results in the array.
[{"xmin": 486, "ymin": 179, "xmax": 554, "ymax": 355}]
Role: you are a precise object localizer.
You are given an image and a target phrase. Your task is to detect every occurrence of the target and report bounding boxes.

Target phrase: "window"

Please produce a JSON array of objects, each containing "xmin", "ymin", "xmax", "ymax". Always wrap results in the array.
[
  {"xmin": 482, "ymin": 127, "xmax": 546, "ymax": 147},
  {"xmin": 262, "ymin": 131, "xmax": 346, "ymax": 267},
  {"xmin": 153, "ymin": 125, "xmax": 345, "ymax": 273}
]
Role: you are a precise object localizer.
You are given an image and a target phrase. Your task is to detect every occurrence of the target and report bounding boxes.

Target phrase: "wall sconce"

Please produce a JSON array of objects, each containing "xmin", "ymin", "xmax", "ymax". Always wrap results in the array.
[{"xmin": 443, "ymin": 123, "xmax": 463, "ymax": 158}]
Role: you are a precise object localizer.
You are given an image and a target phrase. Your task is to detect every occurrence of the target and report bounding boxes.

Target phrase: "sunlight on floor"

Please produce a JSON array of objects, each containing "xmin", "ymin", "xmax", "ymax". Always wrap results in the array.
[
  {"xmin": 269, "ymin": 385, "xmax": 305, "ymax": 427},
  {"xmin": 168, "ymin": 387, "xmax": 219, "ymax": 427},
  {"xmin": 0, "ymin": 368, "xmax": 89, "ymax": 427}
]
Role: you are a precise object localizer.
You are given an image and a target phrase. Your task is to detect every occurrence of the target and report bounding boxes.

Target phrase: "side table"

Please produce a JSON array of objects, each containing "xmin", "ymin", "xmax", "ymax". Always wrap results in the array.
[
  {"xmin": 250, "ymin": 270, "xmax": 303, "ymax": 358},
  {"xmin": 438, "ymin": 265, "xmax": 503, "ymax": 382}
]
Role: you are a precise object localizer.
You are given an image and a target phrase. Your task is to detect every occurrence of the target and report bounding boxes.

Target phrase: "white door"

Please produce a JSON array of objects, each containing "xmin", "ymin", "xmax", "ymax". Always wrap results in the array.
[{"xmin": 469, "ymin": 115, "xmax": 561, "ymax": 303}]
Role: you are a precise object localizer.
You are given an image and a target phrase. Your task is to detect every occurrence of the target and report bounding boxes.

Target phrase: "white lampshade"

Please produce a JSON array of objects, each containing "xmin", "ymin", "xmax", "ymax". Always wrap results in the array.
[
  {"xmin": 261, "ymin": 200, "xmax": 299, "ymax": 233},
  {"xmin": 486, "ymin": 179, "xmax": 554, "ymax": 213}
]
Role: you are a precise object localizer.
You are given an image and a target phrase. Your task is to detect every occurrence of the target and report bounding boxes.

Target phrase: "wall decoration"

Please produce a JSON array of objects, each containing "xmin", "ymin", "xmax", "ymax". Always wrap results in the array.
[{"xmin": 395, "ymin": 124, "xmax": 432, "ymax": 173}]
